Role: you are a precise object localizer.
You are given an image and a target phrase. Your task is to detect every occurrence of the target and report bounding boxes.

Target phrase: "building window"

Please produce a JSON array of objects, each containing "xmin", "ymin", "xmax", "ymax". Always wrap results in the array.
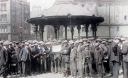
[
  {"xmin": 0, "ymin": 3, "xmax": 7, "ymax": 11},
  {"xmin": 0, "ymin": 14, "xmax": 7, "ymax": 22},
  {"xmin": 1, "ymin": 26, "xmax": 4, "ymax": 33},
  {"xmin": 3, "ymin": 26, "xmax": 7, "ymax": 33}
]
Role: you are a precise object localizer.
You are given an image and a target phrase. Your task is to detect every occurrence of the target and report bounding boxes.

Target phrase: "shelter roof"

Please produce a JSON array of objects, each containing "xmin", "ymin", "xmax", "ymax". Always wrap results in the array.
[{"xmin": 27, "ymin": 15, "xmax": 104, "ymax": 26}]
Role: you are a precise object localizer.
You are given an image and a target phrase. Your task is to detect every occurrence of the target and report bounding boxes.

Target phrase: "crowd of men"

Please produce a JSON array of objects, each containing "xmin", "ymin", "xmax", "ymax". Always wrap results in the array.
[{"xmin": 0, "ymin": 37, "xmax": 128, "ymax": 78}]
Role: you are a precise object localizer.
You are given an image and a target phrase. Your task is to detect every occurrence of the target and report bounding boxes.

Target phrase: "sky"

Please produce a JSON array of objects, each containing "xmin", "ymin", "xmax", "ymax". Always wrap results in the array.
[{"xmin": 29, "ymin": 0, "xmax": 56, "ymax": 10}]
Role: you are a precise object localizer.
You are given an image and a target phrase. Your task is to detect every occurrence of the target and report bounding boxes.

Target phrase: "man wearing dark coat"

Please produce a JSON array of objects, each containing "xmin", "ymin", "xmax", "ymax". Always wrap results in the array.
[
  {"xmin": 106, "ymin": 40, "xmax": 113, "ymax": 75},
  {"xmin": 122, "ymin": 39, "xmax": 128, "ymax": 78},
  {"xmin": 94, "ymin": 41, "xmax": 104, "ymax": 78},
  {"xmin": 9, "ymin": 44, "xmax": 18, "ymax": 74},
  {"xmin": 0, "ymin": 43, "xmax": 8, "ymax": 78},
  {"xmin": 30, "ymin": 44, "xmax": 40, "ymax": 73},
  {"xmin": 110, "ymin": 39, "xmax": 121, "ymax": 78}
]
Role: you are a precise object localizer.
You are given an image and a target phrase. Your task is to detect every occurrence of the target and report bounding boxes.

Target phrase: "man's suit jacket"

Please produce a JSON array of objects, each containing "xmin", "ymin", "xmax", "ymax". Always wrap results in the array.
[
  {"xmin": 122, "ymin": 42, "xmax": 128, "ymax": 62},
  {"xmin": 70, "ymin": 47, "xmax": 77, "ymax": 61},
  {"xmin": 110, "ymin": 42, "xmax": 121, "ymax": 62},
  {"xmin": 94, "ymin": 45, "xmax": 104, "ymax": 64},
  {"xmin": 19, "ymin": 47, "xmax": 28, "ymax": 62}
]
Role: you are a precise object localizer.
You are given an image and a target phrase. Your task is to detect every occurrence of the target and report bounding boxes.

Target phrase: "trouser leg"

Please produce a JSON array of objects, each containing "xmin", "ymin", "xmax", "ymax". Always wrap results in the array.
[
  {"xmin": 40, "ymin": 59, "xmax": 43, "ymax": 73},
  {"xmin": 37, "ymin": 59, "xmax": 40, "ymax": 73},
  {"xmin": 51, "ymin": 61, "xmax": 54, "ymax": 73},
  {"xmin": 28, "ymin": 60, "xmax": 31, "ymax": 75},
  {"xmin": 109, "ymin": 61, "xmax": 113, "ymax": 75},
  {"xmin": 65, "ymin": 63, "xmax": 68, "ymax": 76},
  {"xmin": 112, "ymin": 62, "xmax": 119, "ymax": 78},
  {"xmin": 70, "ymin": 61, "xmax": 73, "ymax": 76},
  {"xmin": 88, "ymin": 63, "xmax": 92, "ymax": 77},
  {"xmin": 70, "ymin": 62, "xmax": 74, "ymax": 76},
  {"xmin": 78, "ymin": 61, "xmax": 83, "ymax": 78},
  {"xmin": 71, "ymin": 62, "xmax": 77, "ymax": 76},
  {"xmin": 55, "ymin": 60, "xmax": 57, "ymax": 73},
  {"xmin": 18, "ymin": 62, "xmax": 22, "ymax": 75},
  {"xmin": 22, "ymin": 62, "xmax": 26, "ymax": 76},
  {"xmin": 74, "ymin": 62, "xmax": 77, "ymax": 77},
  {"xmin": 44, "ymin": 59, "xmax": 47, "ymax": 72},
  {"xmin": 62, "ymin": 56, "xmax": 65, "ymax": 73},
  {"xmin": 123, "ymin": 62, "xmax": 128, "ymax": 78},
  {"xmin": 98, "ymin": 64, "xmax": 104, "ymax": 78},
  {"xmin": 2, "ymin": 66, "xmax": 8, "ymax": 78},
  {"xmin": 58, "ymin": 59, "xmax": 61, "ymax": 73},
  {"xmin": 35, "ymin": 59, "xmax": 38, "ymax": 73},
  {"xmin": 84, "ymin": 64, "xmax": 88, "ymax": 77}
]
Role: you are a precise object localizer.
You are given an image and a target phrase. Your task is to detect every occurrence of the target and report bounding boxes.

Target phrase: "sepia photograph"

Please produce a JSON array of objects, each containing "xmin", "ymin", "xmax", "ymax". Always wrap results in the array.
[{"xmin": 0, "ymin": 0, "xmax": 128, "ymax": 78}]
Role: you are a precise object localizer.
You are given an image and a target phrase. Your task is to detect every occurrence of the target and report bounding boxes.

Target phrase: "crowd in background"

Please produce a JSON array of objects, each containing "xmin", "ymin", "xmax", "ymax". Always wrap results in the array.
[{"xmin": 0, "ymin": 37, "xmax": 128, "ymax": 78}]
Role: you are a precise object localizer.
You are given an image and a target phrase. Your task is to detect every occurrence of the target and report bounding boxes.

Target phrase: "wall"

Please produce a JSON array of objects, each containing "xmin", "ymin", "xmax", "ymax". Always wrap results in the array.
[{"xmin": 97, "ymin": 1, "xmax": 128, "ymax": 38}]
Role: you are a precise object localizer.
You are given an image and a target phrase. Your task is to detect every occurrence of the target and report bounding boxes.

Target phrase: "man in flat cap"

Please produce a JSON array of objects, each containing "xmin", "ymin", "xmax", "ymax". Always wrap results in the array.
[
  {"xmin": 76, "ymin": 40, "xmax": 84, "ymax": 78},
  {"xmin": 70, "ymin": 41, "xmax": 78, "ymax": 78},
  {"xmin": 122, "ymin": 38, "xmax": 128, "ymax": 78},
  {"xmin": 0, "ymin": 42, "xmax": 8, "ymax": 78},
  {"xmin": 110, "ymin": 39, "xmax": 121, "ymax": 78},
  {"xmin": 19, "ymin": 44, "xmax": 29, "ymax": 76},
  {"xmin": 94, "ymin": 40, "xmax": 104, "ymax": 78},
  {"xmin": 83, "ymin": 41, "xmax": 92, "ymax": 78},
  {"xmin": 61, "ymin": 40, "xmax": 70, "ymax": 77},
  {"xmin": 101, "ymin": 40, "xmax": 109, "ymax": 74}
]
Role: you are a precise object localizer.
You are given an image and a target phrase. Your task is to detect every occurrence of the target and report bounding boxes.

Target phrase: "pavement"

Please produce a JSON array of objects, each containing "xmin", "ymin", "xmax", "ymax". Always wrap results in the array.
[
  {"xmin": 0, "ymin": 73, "xmax": 123, "ymax": 78},
  {"xmin": 0, "ymin": 69, "xmax": 124, "ymax": 78}
]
